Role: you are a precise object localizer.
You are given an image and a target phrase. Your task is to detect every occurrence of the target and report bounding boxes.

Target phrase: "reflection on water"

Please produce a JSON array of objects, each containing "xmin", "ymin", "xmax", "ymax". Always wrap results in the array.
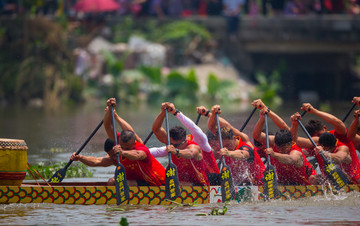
[
  {"xmin": 1, "ymin": 102, "xmax": 360, "ymax": 225},
  {"xmin": 1, "ymin": 192, "xmax": 360, "ymax": 225}
]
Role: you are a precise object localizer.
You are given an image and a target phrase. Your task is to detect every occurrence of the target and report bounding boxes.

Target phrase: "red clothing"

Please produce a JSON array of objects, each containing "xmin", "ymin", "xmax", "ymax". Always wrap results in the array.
[
  {"xmin": 188, "ymin": 135, "xmax": 220, "ymax": 175},
  {"xmin": 113, "ymin": 135, "xmax": 165, "ymax": 186},
  {"xmin": 223, "ymin": 137, "xmax": 265, "ymax": 186},
  {"xmin": 328, "ymin": 130, "xmax": 360, "ymax": 183},
  {"xmin": 316, "ymin": 139, "xmax": 360, "ymax": 184},
  {"xmin": 171, "ymin": 140, "xmax": 209, "ymax": 186},
  {"xmin": 271, "ymin": 143, "xmax": 316, "ymax": 185},
  {"xmin": 254, "ymin": 146, "xmax": 267, "ymax": 159}
]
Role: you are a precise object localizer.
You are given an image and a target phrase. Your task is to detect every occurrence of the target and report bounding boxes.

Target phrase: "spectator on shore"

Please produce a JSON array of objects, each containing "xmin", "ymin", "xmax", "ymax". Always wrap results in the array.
[
  {"xmin": 284, "ymin": 0, "xmax": 307, "ymax": 16},
  {"xmin": 207, "ymin": 0, "xmax": 223, "ymax": 16},
  {"xmin": 271, "ymin": 0, "xmax": 286, "ymax": 15},
  {"xmin": 348, "ymin": 0, "xmax": 360, "ymax": 15},
  {"xmin": 223, "ymin": 0, "xmax": 245, "ymax": 41}
]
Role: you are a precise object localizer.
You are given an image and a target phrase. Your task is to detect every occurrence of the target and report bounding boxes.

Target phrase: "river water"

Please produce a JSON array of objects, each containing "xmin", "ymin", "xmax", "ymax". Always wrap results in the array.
[{"xmin": 1, "ymin": 101, "xmax": 360, "ymax": 225}]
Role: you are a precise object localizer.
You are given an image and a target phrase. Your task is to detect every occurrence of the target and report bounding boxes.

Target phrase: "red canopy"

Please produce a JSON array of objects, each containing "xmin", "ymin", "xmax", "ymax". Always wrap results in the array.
[{"xmin": 74, "ymin": 0, "xmax": 120, "ymax": 13}]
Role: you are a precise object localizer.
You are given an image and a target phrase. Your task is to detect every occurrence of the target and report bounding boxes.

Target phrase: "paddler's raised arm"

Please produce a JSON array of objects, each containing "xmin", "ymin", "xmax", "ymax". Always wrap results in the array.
[
  {"xmin": 207, "ymin": 105, "xmax": 221, "ymax": 135},
  {"xmin": 152, "ymin": 103, "xmax": 168, "ymax": 144},
  {"xmin": 103, "ymin": 98, "xmax": 142, "ymax": 143},
  {"xmin": 200, "ymin": 105, "xmax": 253, "ymax": 148},
  {"xmin": 164, "ymin": 102, "xmax": 212, "ymax": 153},
  {"xmin": 289, "ymin": 112, "xmax": 315, "ymax": 149},
  {"xmin": 252, "ymin": 109, "xmax": 275, "ymax": 146},
  {"xmin": 301, "ymin": 103, "xmax": 347, "ymax": 136},
  {"xmin": 252, "ymin": 99, "xmax": 289, "ymax": 130},
  {"xmin": 347, "ymin": 109, "xmax": 360, "ymax": 146}
]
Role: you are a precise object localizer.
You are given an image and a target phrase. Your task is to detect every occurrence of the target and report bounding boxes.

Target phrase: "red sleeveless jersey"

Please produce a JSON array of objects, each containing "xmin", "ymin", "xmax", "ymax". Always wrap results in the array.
[
  {"xmin": 171, "ymin": 140, "xmax": 209, "ymax": 186},
  {"xmin": 188, "ymin": 135, "xmax": 220, "ymax": 175},
  {"xmin": 112, "ymin": 139, "xmax": 165, "ymax": 186},
  {"xmin": 328, "ymin": 130, "xmax": 360, "ymax": 183},
  {"xmin": 316, "ymin": 138, "xmax": 360, "ymax": 184},
  {"xmin": 271, "ymin": 143, "xmax": 315, "ymax": 185},
  {"xmin": 223, "ymin": 137, "xmax": 265, "ymax": 186}
]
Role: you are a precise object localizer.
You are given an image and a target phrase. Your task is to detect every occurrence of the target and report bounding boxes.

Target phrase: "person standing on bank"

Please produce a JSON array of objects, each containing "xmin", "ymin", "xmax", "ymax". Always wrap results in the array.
[{"xmin": 223, "ymin": 0, "xmax": 245, "ymax": 41}]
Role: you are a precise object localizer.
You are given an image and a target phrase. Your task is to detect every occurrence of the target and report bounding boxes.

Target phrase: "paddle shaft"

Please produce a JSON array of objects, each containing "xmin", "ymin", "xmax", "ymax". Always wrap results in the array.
[
  {"xmin": 216, "ymin": 113, "xmax": 225, "ymax": 164},
  {"xmin": 264, "ymin": 113, "xmax": 271, "ymax": 165},
  {"xmin": 297, "ymin": 117, "xmax": 337, "ymax": 164},
  {"xmin": 165, "ymin": 110, "xmax": 172, "ymax": 162},
  {"xmin": 239, "ymin": 107, "xmax": 257, "ymax": 132},
  {"xmin": 143, "ymin": 131, "xmax": 153, "ymax": 145},
  {"xmin": 342, "ymin": 103, "xmax": 356, "ymax": 123},
  {"xmin": 195, "ymin": 113, "xmax": 202, "ymax": 125},
  {"xmin": 64, "ymin": 120, "xmax": 104, "ymax": 170}
]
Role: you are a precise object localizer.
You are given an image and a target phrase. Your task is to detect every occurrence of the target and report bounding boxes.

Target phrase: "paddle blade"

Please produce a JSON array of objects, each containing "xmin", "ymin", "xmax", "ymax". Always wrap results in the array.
[
  {"xmin": 262, "ymin": 164, "xmax": 280, "ymax": 200},
  {"xmin": 165, "ymin": 162, "xmax": 181, "ymax": 200},
  {"xmin": 115, "ymin": 164, "xmax": 130, "ymax": 205},
  {"xmin": 321, "ymin": 154, "xmax": 349, "ymax": 190},
  {"xmin": 48, "ymin": 168, "xmax": 66, "ymax": 183},
  {"xmin": 220, "ymin": 163, "xmax": 236, "ymax": 202}
]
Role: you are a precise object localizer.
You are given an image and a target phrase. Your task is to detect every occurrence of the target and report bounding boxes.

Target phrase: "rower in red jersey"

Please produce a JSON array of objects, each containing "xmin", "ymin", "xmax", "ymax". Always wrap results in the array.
[
  {"xmin": 152, "ymin": 102, "xmax": 209, "ymax": 186},
  {"xmin": 71, "ymin": 98, "xmax": 165, "ymax": 186},
  {"xmin": 252, "ymin": 100, "xmax": 318, "ymax": 185},
  {"xmin": 208, "ymin": 105, "xmax": 265, "ymax": 185}
]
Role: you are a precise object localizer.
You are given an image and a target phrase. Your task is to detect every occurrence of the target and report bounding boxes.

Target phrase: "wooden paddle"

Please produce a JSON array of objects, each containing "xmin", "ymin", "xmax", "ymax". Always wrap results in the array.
[
  {"xmin": 48, "ymin": 120, "xmax": 104, "ymax": 183},
  {"xmin": 262, "ymin": 112, "xmax": 280, "ymax": 200},
  {"xmin": 296, "ymin": 118, "xmax": 349, "ymax": 190},
  {"xmin": 110, "ymin": 105, "xmax": 130, "ymax": 205},
  {"xmin": 216, "ymin": 112, "xmax": 236, "ymax": 202},
  {"xmin": 164, "ymin": 109, "xmax": 181, "ymax": 200},
  {"xmin": 342, "ymin": 103, "xmax": 356, "ymax": 123}
]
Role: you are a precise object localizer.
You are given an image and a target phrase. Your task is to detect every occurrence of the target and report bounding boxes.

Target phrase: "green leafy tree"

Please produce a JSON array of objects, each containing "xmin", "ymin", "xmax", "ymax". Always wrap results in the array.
[{"xmin": 250, "ymin": 70, "xmax": 283, "ymax": 109}]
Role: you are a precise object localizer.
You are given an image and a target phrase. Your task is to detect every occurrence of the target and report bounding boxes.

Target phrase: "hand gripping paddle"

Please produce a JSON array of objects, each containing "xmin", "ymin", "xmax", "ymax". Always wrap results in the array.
[
  {"xmin": 216, "ymin": 112, "xmax": 236, "ymax": 202},
  {"xmin": 262, "ymin": 113, "xmax": 280, "ymax": 200},
  {"xmin": 164, "ymin": 110, "xmax": 181, "ymax": 200},
  {"xmin": 110, "ymin": 105, "xmax": 130, "ymax": 205}
]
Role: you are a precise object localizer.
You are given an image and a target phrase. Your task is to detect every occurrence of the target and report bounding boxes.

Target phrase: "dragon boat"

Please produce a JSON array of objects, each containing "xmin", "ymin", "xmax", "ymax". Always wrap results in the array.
[
  {"xmin": 1, "ymin": 183, "xmax": 360, "ymax": 205},
  {"xmin": 1, "ymin": 139, "xmax": 360, "ymax": 205}
]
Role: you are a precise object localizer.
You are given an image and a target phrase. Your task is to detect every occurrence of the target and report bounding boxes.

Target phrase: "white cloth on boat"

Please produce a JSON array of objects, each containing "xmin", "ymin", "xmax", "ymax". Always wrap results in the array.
[{"xmin": 176, "ymin": 112, "xmax": 212, "ymax": 153}]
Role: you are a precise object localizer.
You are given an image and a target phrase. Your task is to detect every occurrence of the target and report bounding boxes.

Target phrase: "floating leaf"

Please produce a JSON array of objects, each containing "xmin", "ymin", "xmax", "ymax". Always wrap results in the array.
[{"xmin": 106, "ymin": 207, "xmax": 125, "ymax": 211}]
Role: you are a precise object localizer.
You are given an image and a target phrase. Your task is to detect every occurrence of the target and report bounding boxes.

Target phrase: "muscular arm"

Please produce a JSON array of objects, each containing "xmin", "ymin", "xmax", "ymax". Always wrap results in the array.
[
  {"xmin": 219, "ymin": 117, "xmax": 254, "ymax": 148},
  {"xmin": 252, "ymin": 111, "xmax": 275, "ymax": 147},
  {"xmin": 207, "ymin": 110, "xmax": 218, "ymax": 136},
  {"xmin": 114, "ymin": 112, "xmax": 143, "ymax": 143},
  {"xmin": 169, "ymin": 144, "xmax": 203, "ymax": 161},
  {"xmin": 152, "ymin": 109, "xmax": 168, "ymax": 144},
  {"xmin": 222, "ymin": 148, "xmax": 250, "ymax": 161},
  {"xmin": 121, "ymin": 150, "xmax": 147, "ymax": 161},
  {"xmin": 76, "ymin": 155, "xmax": 114, "ymax": 167},
  {"xmin": 302, "ymin": 103, "xmax": 347, "ymax": 136},
  {"xmin": 328, "ymin": 145, "xmax": 352, "ymax": 165},
  {"xmin": 271, "ymin": 150, "xmax": 304, "ymax": 168},
  {"xmin": 268, "ymin": 109, "xmax": 290, "ymax": 130},
  {"xmin": 347, "ymin": 112, "xmax": 360, "ymax": 146},
  {"xmin": 103, "ymin": 102, "xmax": 142, "ymax": 143},
  {"xmin": 104, "ymin": 106, "xmax": 116, "ymax": 143}
]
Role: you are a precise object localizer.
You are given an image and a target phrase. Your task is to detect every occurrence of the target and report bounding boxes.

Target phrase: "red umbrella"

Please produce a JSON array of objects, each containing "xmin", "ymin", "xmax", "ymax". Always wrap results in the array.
[{"xmin": 74, "ymin": 0, "xmax": 120, "ymax": 13}]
